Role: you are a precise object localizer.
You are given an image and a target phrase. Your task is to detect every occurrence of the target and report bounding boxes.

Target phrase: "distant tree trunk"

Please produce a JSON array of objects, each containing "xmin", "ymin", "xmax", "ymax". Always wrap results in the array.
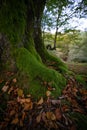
[
  {"xmin": 53, "ymin": 9, "xmax": 60, "ymax": 49},
  {"xmin": 54, "ymin": 27, "xmax": 58, "ymax": 49}
]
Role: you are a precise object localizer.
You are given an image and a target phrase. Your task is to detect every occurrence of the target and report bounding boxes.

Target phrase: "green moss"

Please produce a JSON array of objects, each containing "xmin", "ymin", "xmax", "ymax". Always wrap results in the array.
[
  {"xmin": 29, "ymin": 80, "xmax": 47, "ymax": 99},
  {"xmin": 16, "ymin": 47, "xmax": 66, "ymax": 98},
  {"xmin": 0, "ymin": 0, "xmax": 26, "ymax": 43},
  {"xmin": 45, "ymin": 50, "xmax": 68, "ymax": 73},
  {"xmin": 38, "ymin": 45, "xmax": 68, "ymax": 73},
  {"xmin": 75, "ymin": 74, "xmax": 87, "ymax": 88},
  {"xmin": 24, "ymin": 33, "xmax": 42, "ymax": 62}
]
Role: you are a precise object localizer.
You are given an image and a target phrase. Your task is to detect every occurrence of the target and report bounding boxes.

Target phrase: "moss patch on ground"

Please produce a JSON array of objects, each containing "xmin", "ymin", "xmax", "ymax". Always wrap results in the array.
[
  {"xmin": 16, "ymin": 47, "xmax": 66, "ymax": 98},
  {"xmin": 43, "ymin": 49, "xmax": 68, "ymax": 73}
]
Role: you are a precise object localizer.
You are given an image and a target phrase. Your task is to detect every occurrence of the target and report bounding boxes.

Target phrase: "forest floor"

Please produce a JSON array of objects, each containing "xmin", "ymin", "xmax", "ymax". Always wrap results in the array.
[
  {"xmin": 67, "ymin": 62, "xmax": 87, "ymax": 75},
  {"xmin": 0, "ymin": 50, "xmax": 87, "ymax": 129},
  {"xmin": 49, "ymin": 49, "xmax": 87, "ymax": 74},
  {"xmin": 0, "ymin": 64, "xmax": 87, "ymax": 130}
]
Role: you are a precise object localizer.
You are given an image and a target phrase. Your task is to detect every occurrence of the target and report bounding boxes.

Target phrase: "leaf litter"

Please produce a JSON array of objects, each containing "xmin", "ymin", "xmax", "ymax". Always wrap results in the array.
[{"xmin": 0, "ymin": 72, "xmax": 87, "ymax": 130}]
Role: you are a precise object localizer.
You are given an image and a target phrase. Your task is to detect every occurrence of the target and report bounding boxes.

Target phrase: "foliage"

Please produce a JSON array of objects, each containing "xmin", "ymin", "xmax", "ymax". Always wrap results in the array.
[
  {"xmin": 42, "ymin": 0, "xmax": 79, "ymax": 35},
  {"xmin": 68, "ymin": 31, "xmax": 87, "ymax": 62}
]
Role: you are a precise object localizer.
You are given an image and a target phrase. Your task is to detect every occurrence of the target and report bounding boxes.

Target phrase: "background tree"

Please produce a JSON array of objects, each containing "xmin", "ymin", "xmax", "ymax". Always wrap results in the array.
[{"xmin": 42, "ymin": 0, "xmax": 76, "ymax": 49}]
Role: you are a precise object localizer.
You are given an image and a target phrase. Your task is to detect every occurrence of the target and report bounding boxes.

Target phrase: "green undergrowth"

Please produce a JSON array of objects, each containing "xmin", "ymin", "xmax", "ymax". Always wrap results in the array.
[
  {"xmin": 16, "ymin": 47, "xmax": 66, "ymax": 99},
  {"xmin": 75, "ymin": 74, "xmax": 87, "ymax": 88}
]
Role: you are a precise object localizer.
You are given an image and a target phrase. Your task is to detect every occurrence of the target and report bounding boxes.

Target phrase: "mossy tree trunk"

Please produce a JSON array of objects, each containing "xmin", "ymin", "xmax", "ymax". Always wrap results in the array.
[{"xmin": 0, "ymin": 0, "xmax": 67, "ymax": 99}]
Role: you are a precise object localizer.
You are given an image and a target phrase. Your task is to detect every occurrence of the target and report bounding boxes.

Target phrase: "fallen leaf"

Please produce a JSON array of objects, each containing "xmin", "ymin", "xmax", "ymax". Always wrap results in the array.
[
  {"xmin": 25, "ymin": 98, "xmax": 31, "ymax": 103},
  {"xmin": 2, "ymin": 85, "xmax": 9, "ymax": 92},
  {"xmin": 47, "ymin": 86, "xmax": 53, "ymax": 91},
  {"xmin": 70, "ymin": 125, "xmax": 76, "ymax": 130},
  {"xmin": 26, "ymin": 94, "xmax": 31, "ymax": 97},
  {"xmin": 8, "ymin": 86, "xmax": 14, "ymax": 94},
  {"xmin": 19, "ymin": 120, "xmax": 23, "ymax": 127},
  {"xmin": 17, "ymin": 98, "xmax": 26, "ymax": 104},
  {"xmin": 23, "ymin": 102, "xmax": 33, "ymax": 111},
  {"xmin": 22, "ymin": 112, "xmax": 26, "ymax": 120},
  {"xmin": 10, "ymin": 110, "xmax": 16, "ymax": 116},
  {"xmin": 51, "ymin": 99, "xmax": 61, "ymax": 105},
  {"xmin": 12, "ymin": 78, "xmax": 17, "ymax": 83},
  {"xmin": 42, "ymin": 112, "xmax": 46, "ymax": 122},
  {"xmin": 73, "ymin": 108, "xmax": 84, "ymax": 113},
  {"xmin": 55, "ymin": 108, "xmax": 62, "ymax": 120},
  {"xmin": 80, "ymin": 89, "xmax": 87, "ymax": 95},
  {"xmin": 37, "ymin": 97, "xmax": 43, "ymax": 105},
  {"xmin": 0, "ymin": 79, "xmax": 4, "ymax": 83},
  {"xmin": 46, "ymin": 91, "xmax": 51, "ymax": 97},
  {"xmin": 43, "ymin": 81, "xmax": 47, "ymax": 85},
  {"xmin": 36, "ymin": 114, "xmax": 42, "ymax": 123},
  {"xmin": 11, "ymin": 117, "xmax": 19, "ymax": 124},
  {"xmin": 18, "ymin": 89, "xmax": 23, "ymax": 97},
  {"xmin": 62, "ymin": 105, "xmax": 69, "ymax": 112},
  {"xmin": 46, "ymin": 112, "xmax": 56, "ymax": 120}
]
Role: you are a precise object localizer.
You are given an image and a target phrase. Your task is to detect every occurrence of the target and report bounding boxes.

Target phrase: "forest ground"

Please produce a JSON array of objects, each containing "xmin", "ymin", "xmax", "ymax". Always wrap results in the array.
[
  {"xmin": 49, "ymin": 48, "xmax": 87, "ymax": 74},
  {"xmin": 0, "ymin": 49, "xmax": 87, "ymax": 130},
  {"xmin": 67, "ymin": 62, "xmax": 87, "ymax": 75}
]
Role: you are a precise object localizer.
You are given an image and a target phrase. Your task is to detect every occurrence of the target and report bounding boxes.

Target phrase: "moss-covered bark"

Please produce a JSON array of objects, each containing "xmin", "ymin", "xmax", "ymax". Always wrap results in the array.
[{"xmin": 0, "ymin": 0, "xmax": 67, "ymax": 99}]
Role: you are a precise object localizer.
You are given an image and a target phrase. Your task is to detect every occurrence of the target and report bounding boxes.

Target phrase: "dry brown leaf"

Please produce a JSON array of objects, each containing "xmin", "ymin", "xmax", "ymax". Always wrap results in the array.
[
  {"xmin": 46, "ymin": 112, "xmax": 56, "ymax": 120},
  {"xmin": 11, "ymin": 117, "xmax": 19, "ymax": 124},
  {"xmin": 36, "ymin": 114, "xmax": 42, "ymax": 123},
  {"xmin": 43, "ymin": 81, "xmax": 47, "ymax": 85},
  {"xmin": 46, "ymin": 91, "xmax": 51, "ymax": 97},
  {"xmin": 2, "ymin": 85, "xmax": 9, "ymax": 92},
  {"xmin": 55, "ymin": 108, "xmax": 62, "ymax": 120},
  {"xmin": 70, "ymin": 125, "xmax": 77, "ymax": 130},
  {"xmin": 23, "ymin": 102, "xmax": 33, "ymax": 111},
  {"xmin": 10, "ymin": 110, "xmax": 16, "ymax": 116},
  {"xmin": 42, "ymin": 112, "xmax": 46, "ymax": 122},
  {"xmin": 80, "ymin": 89, "xmax": 87, "ymax": 95},
  {"xmin": 0, "ymin": 79, "xmax": 4, "ymax": 83},
  {"xmin": 8, "ymin": 86, "xmax": 14, "ymax": 94},
  {"xmin": 62, "ymin": 105, "xmax": 69, "ymax": 112},
  {"xmin": 4, "ymin": 118, "xmax": 10, "ymax": 121},
  {"xmin": 12, "ymin": 78, "xmax": 17, "ymax": 83},
  {"xmin": 19, "ymin": 120, "xmax": 23, "ymax": 127},
  {"xmin": 73, "ymin": 87, "xmax": 78, "ymax": 96},
  {"xmin": 37, "ymin": 97, "xmax": 43, "ymax": 105},
  {"xmin": 51, "ymin": 99, "xmax": 61, "ymax": 105},
  {"xmin": 26, "ymin": 94, "xmax": 31, "ymax": 98},
  {"xmin": 73, "ymin": 108, "xmax": 84, "ymax": 113},
  {"xmin": 25, "ymin": 98, "xmax": 31, "ymax": 103},
  {"xmin": 18, "ymin": 89, "xmax": 23, "ymax": 97},
  {"xmin": 22, "ymin": 112, "xmax": 26, "ymax": 120},
  {"xmin": 18, "ymin": 98, "xmax": 26, "ymax": 104}
]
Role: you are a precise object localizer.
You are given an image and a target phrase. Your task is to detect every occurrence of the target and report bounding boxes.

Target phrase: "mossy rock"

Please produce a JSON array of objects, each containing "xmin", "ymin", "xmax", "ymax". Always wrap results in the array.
[{"xmin": 16, "ymin": 47, "xmax": 66, "ymax": 99}]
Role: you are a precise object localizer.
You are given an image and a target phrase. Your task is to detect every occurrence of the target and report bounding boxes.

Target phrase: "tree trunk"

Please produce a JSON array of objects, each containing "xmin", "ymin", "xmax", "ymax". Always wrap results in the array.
[{"xmin": 0, "ymin": 0, "xmax": 67, "ymax": 99}]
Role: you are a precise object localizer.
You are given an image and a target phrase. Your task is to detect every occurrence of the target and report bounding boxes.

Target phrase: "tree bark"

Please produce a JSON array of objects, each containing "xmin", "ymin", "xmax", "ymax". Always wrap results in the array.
[{"xmin": 0, "ymin": 0, "xmax": 67, "ymax": 99}]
